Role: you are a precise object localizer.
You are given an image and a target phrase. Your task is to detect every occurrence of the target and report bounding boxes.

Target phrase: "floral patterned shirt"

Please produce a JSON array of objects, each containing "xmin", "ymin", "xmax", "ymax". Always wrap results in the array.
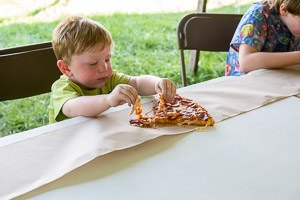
[{"xmin": 225, "ymin": 1, "xmax": 300, "ymax": 76}]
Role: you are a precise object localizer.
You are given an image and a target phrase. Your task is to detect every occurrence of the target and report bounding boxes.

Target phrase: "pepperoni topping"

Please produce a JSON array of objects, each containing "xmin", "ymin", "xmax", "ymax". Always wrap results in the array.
[{"xmin": 129, "ymin": 118, "xmax": 152, "ymax": 127}]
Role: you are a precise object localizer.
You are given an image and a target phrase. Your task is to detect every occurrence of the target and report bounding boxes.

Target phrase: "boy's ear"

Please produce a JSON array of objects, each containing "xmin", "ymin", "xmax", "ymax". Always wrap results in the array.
[
  {"xmin": 279, "ymin": 4, "xmax": 288, "ymax": 16},
  {"xmin": 57, "ymin": 60, "xmax": 72, "ymax": 78}
]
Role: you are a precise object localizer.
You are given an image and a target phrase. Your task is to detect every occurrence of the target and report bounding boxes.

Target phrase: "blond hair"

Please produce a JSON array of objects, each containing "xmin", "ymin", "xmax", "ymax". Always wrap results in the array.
[
  {"xmin": 267, "ymin": 0, "xmax": 300, "ymax": 15},
  {"xmin": 52, "ymin": 16, "xmax": 113, "ymax": 64}
]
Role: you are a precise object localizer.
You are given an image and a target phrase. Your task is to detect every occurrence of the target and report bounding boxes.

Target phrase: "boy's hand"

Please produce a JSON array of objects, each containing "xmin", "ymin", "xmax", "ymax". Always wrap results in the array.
[
  {"xmin": 155, "ymin": 78, "xmax": 176, "ymax": 102},
  {"xmin": 107, "ymin": 84, "xmax": 138, "ymax": 107}
]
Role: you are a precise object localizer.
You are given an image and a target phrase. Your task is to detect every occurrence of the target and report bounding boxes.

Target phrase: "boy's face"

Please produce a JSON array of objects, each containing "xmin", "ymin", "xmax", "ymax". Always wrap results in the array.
[
  {"xmin": 284, "ymin": 14, "xmax": 300, "ymax": 38},
  {"xmin": 280, "ymin": 5, "xmax": 300, "ymax": 38},
  {"xmin": 68, "ymin": 45, "xmax": 113, "ymax": 90}
]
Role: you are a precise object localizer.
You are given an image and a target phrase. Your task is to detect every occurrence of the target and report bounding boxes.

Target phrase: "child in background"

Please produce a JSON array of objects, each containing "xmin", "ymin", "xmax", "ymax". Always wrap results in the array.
[
  {"xmin": 49, "ymin": 16, "xmax": 176, "ymax": 123},
  {"xmin": 225, "ymin": 0, "xmax": 300, "ymax": 76}
]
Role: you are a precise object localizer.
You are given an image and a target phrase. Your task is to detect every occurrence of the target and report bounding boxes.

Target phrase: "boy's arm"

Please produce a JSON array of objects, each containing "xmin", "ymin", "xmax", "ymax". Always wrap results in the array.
[
  {"xmin": 239, "ymin": 44, "xmax": 300, "ymax": 73},
  {"xmin": 62, "ymin": 84, "xmax": 138, "ymax": 118},
  {"xmin": 129, "ymin": 75, "xmax": 176, "ymax": 102}
]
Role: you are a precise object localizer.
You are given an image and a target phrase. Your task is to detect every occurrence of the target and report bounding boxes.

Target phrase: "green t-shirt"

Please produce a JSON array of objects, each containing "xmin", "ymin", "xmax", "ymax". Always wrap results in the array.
[{"xmin": 49, "ymin": 70, "xmax": 131, "ymax": 123}]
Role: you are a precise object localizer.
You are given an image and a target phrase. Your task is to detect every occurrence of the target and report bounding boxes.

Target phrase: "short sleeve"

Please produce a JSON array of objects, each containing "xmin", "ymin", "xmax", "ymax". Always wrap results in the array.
[
  {"xmin": 49, "ymin": 76, "xmax": 83, "ymax": 123},
  {"xmin": 231, "ymin": 3, "xmax": 268, "ymax": 52}
]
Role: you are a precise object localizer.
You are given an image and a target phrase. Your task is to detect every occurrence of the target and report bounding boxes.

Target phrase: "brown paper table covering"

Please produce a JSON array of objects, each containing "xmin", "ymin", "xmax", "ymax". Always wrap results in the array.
[
  {"xmin": 0, "ymin": 67, "xmax": 300, "ymax": 200},
  {"xmin": 180, "ymin": 67, "xmax": 300, "ymax": 122}
]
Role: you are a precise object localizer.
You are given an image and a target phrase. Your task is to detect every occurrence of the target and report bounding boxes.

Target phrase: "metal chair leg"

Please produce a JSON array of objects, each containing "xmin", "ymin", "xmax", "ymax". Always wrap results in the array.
[{"xmin": 180, "ymin": 50, "xmax": 187, "ymax": 87}]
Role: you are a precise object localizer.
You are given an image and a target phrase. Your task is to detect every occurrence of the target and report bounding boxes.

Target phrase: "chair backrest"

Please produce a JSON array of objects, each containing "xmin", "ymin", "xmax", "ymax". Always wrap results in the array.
[
  {"xmin": 177, "ymin": 13, "xmax": 243, "ymax": 86},
  {"xmin": 177, "ymin": 13, "xmax": 242, "ymax": 51},
  {"xmin": 0, "ymin": 42, "xmax": 61, "ymax": 101}
]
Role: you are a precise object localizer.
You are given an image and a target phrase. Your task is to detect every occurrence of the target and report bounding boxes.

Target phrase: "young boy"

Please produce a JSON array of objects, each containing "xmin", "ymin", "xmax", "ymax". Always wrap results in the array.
[
  {"xmin": 49, "ymin": 16, "xmax": 176, "ymax": 123},
  {"xmin": 225, "ymin": 0, "xmax": 300, "ymax": 76}
]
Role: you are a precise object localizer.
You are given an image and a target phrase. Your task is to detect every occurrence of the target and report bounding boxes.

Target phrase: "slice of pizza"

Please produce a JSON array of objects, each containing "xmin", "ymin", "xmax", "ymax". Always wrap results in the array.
[{"xmin": 130, "ymin": 94, "xmax": 215, "ymax": 128}]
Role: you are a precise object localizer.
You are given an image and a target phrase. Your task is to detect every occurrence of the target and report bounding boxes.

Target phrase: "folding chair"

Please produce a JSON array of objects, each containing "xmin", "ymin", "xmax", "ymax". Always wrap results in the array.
[
  {"xmin": 0, "ymin": 42, "xmax": 60, "ymax": 101},
  {"xmin": 177, "ymin": 13, "xmax": 242, "ymax": 86}
]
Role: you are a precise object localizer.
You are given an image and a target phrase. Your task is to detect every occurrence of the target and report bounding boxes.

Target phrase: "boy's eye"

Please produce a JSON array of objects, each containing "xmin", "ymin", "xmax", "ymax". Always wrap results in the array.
[
  {"xmin": 105, "ymin": 59, "xmax": 111, "ymax": 63},
  {"xmin": 89, "ymin": 62, "xmax": 97, "ymax": 66}
]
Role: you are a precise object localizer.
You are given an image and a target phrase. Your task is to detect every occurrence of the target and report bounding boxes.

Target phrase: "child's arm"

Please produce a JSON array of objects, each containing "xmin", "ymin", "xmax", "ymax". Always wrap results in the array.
[
  {"xmin": 61, "ymin": 84, "xmax": 138, "ymax": 118},
  {"xmin": 128, "ymin": 75, "xmax": 176, "ymax": 102},
  {"xmin": 61, "ymin": 76, "xmax": 176, "ymax": 118},
  {"xmin": 239, "ymin": 44, "xmax": 300, "ymax": 73}
]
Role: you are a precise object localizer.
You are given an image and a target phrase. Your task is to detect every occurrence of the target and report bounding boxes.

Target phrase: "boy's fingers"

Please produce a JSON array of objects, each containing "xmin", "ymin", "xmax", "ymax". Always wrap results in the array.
[
  {"xmin": 163, "ymin": 81, "xmax": 176, "ymax": 102},
  {"xmin": 119, "ymin": 85, "xmax": 138, "ymax": 106},
  {"xmin": 127, "ymin": 86, "xmax": 138, "ymax": 105}
]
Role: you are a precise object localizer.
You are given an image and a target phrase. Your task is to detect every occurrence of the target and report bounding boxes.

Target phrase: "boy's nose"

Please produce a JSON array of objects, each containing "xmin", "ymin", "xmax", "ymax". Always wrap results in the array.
[{"xmin": 98, "ymin": 62, "xmax": 108, "ymax": 72}]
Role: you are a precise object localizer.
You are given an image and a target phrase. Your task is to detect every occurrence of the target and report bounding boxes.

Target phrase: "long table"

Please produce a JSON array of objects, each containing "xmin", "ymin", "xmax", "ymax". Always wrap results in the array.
[
  {"xmin": 2, "ymin": 71, "xmax": 300, "ymax": 200},
  {"xmin": 15, "ymin": 97, "xmax": 300, "ymax": 200}
]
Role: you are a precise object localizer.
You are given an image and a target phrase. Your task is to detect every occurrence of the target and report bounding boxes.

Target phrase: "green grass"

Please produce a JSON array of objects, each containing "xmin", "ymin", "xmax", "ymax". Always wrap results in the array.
[
  {"xmin": 0, "ymin": 94, "xmax": 50, "ymax": 137},
  {"xmin": 0, "ymin": 2, "xmax": 254, "ymax": 137}
]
